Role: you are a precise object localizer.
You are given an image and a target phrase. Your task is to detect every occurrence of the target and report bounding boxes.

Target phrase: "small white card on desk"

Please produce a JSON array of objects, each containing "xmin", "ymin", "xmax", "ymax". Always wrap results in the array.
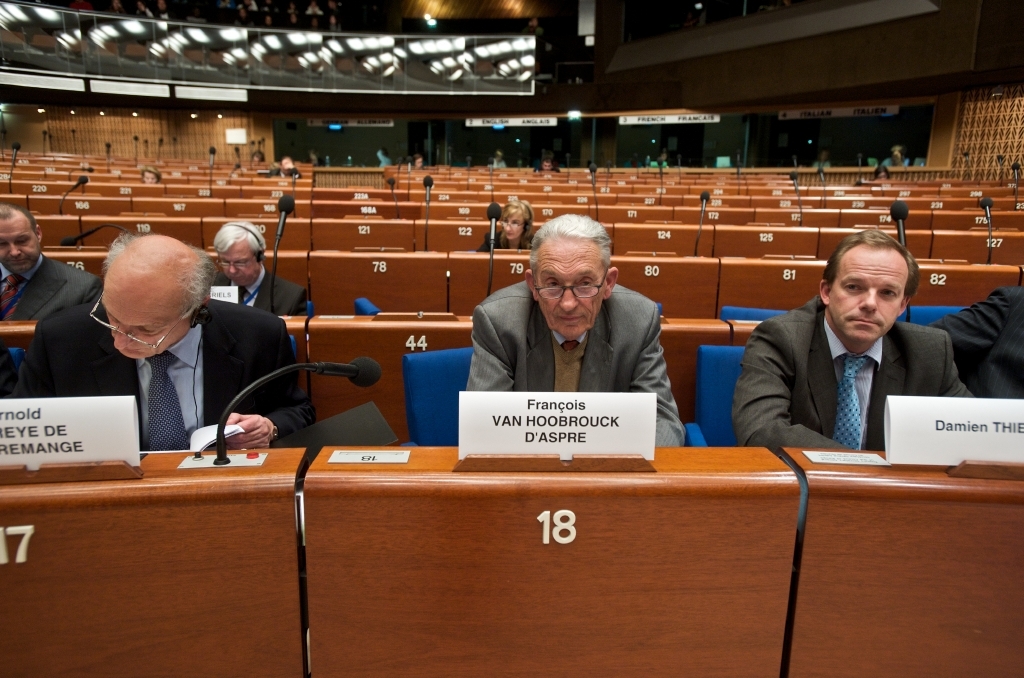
[
  {"xmin": 803, "ymin": 451, "xmax": 890, "ymax": 466},
  {"xmin": 459, "ymin": 391, "xmax": 656, "ymax": 460},
  {"xmin": 885, "ymin": 396, "xmax": 1024, "ymax": 466},
  {"xmin": 178, "ymin": 453, "xmax": 267, "ymax": 468},
  {"xmin": 0, "ymin": 396, "xmax": 140, "ymax": 471},
  {"xmin": 329, "ymin": 451, "xmax": 410, "ymax": 464},
  {"xmin": 210, "ymin": 286, "xmax": 239, "ymax": 304}
]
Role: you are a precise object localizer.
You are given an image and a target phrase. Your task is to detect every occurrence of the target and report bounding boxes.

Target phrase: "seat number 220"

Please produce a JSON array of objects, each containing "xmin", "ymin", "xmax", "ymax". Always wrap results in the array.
[{"xmin": 537, "ymin": 510, "xmax": 576, "ymax": 544}]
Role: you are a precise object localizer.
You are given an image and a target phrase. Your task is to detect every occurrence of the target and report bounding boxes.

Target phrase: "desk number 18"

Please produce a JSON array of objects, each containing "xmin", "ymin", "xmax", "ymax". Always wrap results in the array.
[{"xmin": 537, "ymin": 510, "xmax": 576, "ymax": 544}]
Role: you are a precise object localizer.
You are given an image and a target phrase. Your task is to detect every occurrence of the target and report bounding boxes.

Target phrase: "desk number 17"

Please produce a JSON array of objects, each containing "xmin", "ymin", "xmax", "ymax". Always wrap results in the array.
[{"xmin": 537, "ymin": 510, "xmax": 576, "ymax": 544}]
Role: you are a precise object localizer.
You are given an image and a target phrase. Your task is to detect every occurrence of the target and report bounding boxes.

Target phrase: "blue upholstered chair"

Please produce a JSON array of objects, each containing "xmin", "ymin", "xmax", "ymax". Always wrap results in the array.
[
  {"xmin": 8, "ymin": 347, "xmax": 24, "ymax": 373},
  {"xmin": 719, "ymin": 306, "xmax": 786, "ymax": 322},
  {"xmin": 684, "ymin": 345, "xmax": 745, "ymax": 447},
  {"xmin": 402, "ymin": 347, "xmax": 474, "ymax": 446},
  {"xmin": 905, "ymin": 305, "xmax": 964, "ymax": 325},
  {"xmin": 354, "ymin": 297, "xmax": 381, "ymax": 316},
  {"xmin": 306, "ymin": 300, "xmax": 315, "ymax": 318}
]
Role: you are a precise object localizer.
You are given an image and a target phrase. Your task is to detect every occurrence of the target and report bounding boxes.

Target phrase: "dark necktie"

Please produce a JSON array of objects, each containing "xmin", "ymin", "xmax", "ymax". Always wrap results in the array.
[
  {"xmin": 147, "ymin": 352, "xmax": 189, "ymax": 451},
  {"xmin": 1, "ymin": 274, "xmax": 25, "ymax": 320},
  {"xmin": 833, "ymin": 354, "xmax": 869, "ymax": 449},
  {"xmin": 561, "ymin": 340, "xmax": 580, "ymax": 351},
  {"xmin": 238, "ymin": 286, "xmax": 248, "ymax": 304}
]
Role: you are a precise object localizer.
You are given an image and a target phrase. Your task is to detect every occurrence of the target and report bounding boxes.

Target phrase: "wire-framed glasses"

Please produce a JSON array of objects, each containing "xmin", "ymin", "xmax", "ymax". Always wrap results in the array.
[
  {"xmin": 534, "ymin": 277, "xmax": 605, "ymax": 300},
  {"xmin": 89, "ymin": 298, "xmax": 188, "ymax": 350}
]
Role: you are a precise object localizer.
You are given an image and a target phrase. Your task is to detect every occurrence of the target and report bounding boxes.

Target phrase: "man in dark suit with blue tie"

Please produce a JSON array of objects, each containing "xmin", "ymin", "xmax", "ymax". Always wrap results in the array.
[
  {"xmin": 13, "ymin": 234, "xmax": 314, "ymax": 451},
  {"xmin": 732, "ymin": 230, "xmax": 971, "ymax": 452}
]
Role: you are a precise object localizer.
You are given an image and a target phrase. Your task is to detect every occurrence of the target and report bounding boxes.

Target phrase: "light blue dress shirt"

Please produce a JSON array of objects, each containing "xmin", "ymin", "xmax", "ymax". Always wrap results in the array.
[
  {"xmin": 823, "ymin": 319, "xmax": 883, "ymax": 450},
  {"xmin": 136, "ymin": 325, "xmax": 204, "ymax": 449}
]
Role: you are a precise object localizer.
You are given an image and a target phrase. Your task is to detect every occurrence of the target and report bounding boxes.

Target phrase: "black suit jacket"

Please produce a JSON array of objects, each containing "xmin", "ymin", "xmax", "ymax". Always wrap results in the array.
[
  {"xmin": 931, "ymin": 286, "xmax": 1024, "ymax": 398},
  {"xmin": 213, "ymin": 271, "xmax": 307, "ymax": 316},
  {"xmin": 12, "ymin": 300, "xmax": 315, "ymax": 446},
  {"xmin": 733, "ymin": 297, "xmax": 970, "ymax": 451},
  {"xmin": 11, "ymin": 256, "xmax": 103, "ymax": 321}
]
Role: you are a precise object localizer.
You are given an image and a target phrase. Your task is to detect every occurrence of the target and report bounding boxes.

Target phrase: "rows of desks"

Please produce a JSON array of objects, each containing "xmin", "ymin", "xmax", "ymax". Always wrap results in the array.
[{"xmin": 3, "ymin": 446, "xmax": 1020, "ymax": 676}]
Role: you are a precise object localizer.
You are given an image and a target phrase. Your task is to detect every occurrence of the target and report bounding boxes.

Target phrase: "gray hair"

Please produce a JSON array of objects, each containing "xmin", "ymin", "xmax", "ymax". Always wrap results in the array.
[
  {"xmin": 104, "ymin": 233, "xmax": 218, "ymax": 315},
  {"xmin": 212, "ymin": 221, "xmax": 266, "ymax": 255},
  {"xmin": 530, "ymin": 214, "xmax": 611, "ymax": 273}
]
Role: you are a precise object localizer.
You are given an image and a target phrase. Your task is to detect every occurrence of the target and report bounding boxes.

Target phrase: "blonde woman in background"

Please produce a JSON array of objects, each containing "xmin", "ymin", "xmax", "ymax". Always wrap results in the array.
[{"xmin": 478, "ymin": 200, "xmax": 535, "ymax": 252}]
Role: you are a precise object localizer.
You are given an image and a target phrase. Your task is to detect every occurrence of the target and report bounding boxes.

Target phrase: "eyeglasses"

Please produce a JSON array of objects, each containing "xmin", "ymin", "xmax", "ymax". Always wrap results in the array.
[
  {"xmin": 89, "ymin": 298, "xmax": 188, "ymax": 350},
  {"xmin": 218, "ymin": 256, "xmax": 257, "ymax": 270},
  {"xmin": 534, "ymin": 277, "xmax": 605, "ymax": 300},
  {"xmin": 502, "ymin": 219, "xmax": 524, "ymax": 228}
]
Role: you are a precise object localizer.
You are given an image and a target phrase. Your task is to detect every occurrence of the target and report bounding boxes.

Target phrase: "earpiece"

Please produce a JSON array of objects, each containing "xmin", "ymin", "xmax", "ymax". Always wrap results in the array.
[
  {"xmin": 190, "ymin": 305, "xmax": 212, "ymax": 328},
  {"xmin": 236, "ymin": 223, "xmax": 266, "ymax": 262}
]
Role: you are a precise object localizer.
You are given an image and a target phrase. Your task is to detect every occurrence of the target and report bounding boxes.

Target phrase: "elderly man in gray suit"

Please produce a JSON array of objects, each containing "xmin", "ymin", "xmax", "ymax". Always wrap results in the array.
[
  {"xmin": 467, "ymin": 214, "xmax": 685, "ymax": 446},
  {"xmin": 733, "ymin": 230, "xmax": 970, "ymax": 452},
  {"xmin": 0, "ymin": 203, "xmax": 102, "ymax": 321}
]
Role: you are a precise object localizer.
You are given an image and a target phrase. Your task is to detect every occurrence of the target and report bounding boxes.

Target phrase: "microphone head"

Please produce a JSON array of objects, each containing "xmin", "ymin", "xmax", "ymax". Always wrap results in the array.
[
  {"xmin": 588, "ymin": 162, "xmax": 597, "ymax": 173},
  {"xmin": 789, "ymin": 171, "xmax": 798, "ymax": 182},
  {"xmin": 699, "ymin": 190, "xmax": 710, "ymax": 202},
  {"xmin": 11, "ymin": 142, "xmax": 20, "ymax": 151},
  {"xmin": 105, "ymin": 142, "xmax": 111, "ymax": 150},
  {"xmin": 59, "ymin": 236, "xmax": 77, "ymax": 246},
  {"xmin": 1013, "ymin": 162, "xmax": 1021, "ymax": 171},
  {"xmin": 278, "ymin": 194, "xmax": 296, "ymax": 214},
  {"xmin": 209, "ymin": 146, "xmax": 217, "ymax": 155},
  {"xmin": 980, "ymin": 197, "xmax": 994, "ymax": 209},
  {"xmin": 386, "ymin": 176, "xmax": 395, "ymax": 187},
  {"xmin": 349, "ymin": 356, "xmax": 382, "ymax": 387},
  {"xmin": 75, "ymin": 175, "xmax": 89, "ymax": 186},
  {"xmin": 890, "ymin": 200, "xmax": 909, "ymax": 221},
  {"xmin": 423, "ymin": 175, "xmax": 433, "ymax": 188},
  {"xmin": 133, "ymin": 136, "xmax": 139, "ymax": 142},
  {"xmin": 466, "ymin": 155, "xmax": 472, "ymax": 166},
  {"xmin": 486, "ymin": 202, "xmax": 502, "ymax": 221}
]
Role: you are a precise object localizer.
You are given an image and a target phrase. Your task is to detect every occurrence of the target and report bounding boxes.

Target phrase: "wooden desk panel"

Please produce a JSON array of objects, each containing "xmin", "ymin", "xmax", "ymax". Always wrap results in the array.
[
  {"xmin": 785, "ymin": 449, "xmax": 1024, "ymax": 678},
  {"xmin": 932, "ymin": 209, "xmax": 1024, "ymax": 231},
  {"xmin": 307, "ymin": 251, "xmax": 448, "ymax": 314},
  {"xmin": 817, "ymin": 227, "xmax": 932, "ymax": 260},
  {"xmin": 306, "ymin": 318, "xmax": 473, "ymax": 440},
  {"xmin": 717, "ymin": 258, "xmax": 826, "ymax": 315},
  {"xmin": 310, "ymin": 218, "xmax": 413, "ymax": 251},
  {"xmin": 164, "ymin": 183, "xmax": 241, "ymax": 199},
  {"xmin": 837, "ymin": 208, "xmax": 933, "ymax": 230},
  {"xmin": 36, "ymin": 215, "xmax": 81, "ymax": 246},
  {"xmin": 27, "ymin": 195, "xmax": 133, "ymax": 216},
  {"xmin": 304, "ymin": 446, "xmax": 799, "ymax": 678},
  {"xmin": 203, "ymin": 217, "xmax": 312, "ymax": 251},
  {"xmin": 611, "ymin": 255, "xmax": 720, "ymax": 318},
  {"xmin": 929, "ymin": 229, "xmax": 1024, "ymax": 266},
  {"xmin": 414, "ymin": 219, "xmax": 490, "ymax": 252},
  {"xmin": 754, "ymin": 208, "xmax": 840, "ymax": 228},
  {"xmin": 447, "ymin": 252, "xmax": 531, "ymax": 316},
  {"xmin": 261, "ymin": 250, "xmax": 309, "ymax": 290},
  {"xmin": 611, "ymin": 223, "xmax": 715, "ymax": 257},
  {"xmin": 311, "ymin": 200, "xmax": 421, "ymax": 220},
  {"xmin": 0, "ymin": 449, "xmax": 306, "ymax": 678},
  {"xmin": 660, "ymin": 319, "xmax": 732, "ymax": 422},
  {"xmin": 673, "ymin": 206, "xmax": 756, "ymax": 226},
  {"xmin": 0, "ymin": 320, "xmax": 37, "ymax": 350},
  {"xmin": 713, "ymin": 225, "xmax": 818, "ymax": 258},
  {"xmin": 80, "ymin": 216, "xmax": 204, "ymax": 246},
  {"xmin": 130, "ymin": 197, "xmax": 225, "ymax": 218},
  {"xmin": 913, "ymin": 262, "xmax": 1020, "ymax": 306},
  {"xmin": 85, "ymin": 183, "xmax": 166, "ymax": 198},
  {"xmin": 44, "ymin": 247, "xmax": 109, "ymax": 277}
]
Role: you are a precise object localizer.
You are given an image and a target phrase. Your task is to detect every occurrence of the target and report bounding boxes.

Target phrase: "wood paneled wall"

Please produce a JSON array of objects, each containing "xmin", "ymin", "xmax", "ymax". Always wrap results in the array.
[{"xmin": 951, "ymin": 84, "xmax": 1024, "ymax": 181}]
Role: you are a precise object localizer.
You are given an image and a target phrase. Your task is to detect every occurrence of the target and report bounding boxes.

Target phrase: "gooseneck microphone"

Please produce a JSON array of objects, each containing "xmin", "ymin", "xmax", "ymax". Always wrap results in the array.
[
  {"xmin": 605, "ymin": 160, "xmax": 612, "ymax": 189},
  {"xmin": 268, "ymin": 194, "xmax": 295, "ymax": 315},
  {"xmin": 981, "ymin": 197, "xmax": 995, "ymax": 265},
  {"xmin": 658, "ymin": 162, "xmax": 664, "ymax": 206},
  {"xmin": 406, "ymin": 156, "xmax": 413, "ymax": 201},
  {"xmin": 1013, "ymin": 162, "xmax": 1020, "ymax": 210},
  {"xmin": 465, "ymin": 156, "xmax": 472, "ymax": 190},
  {"xmin": 486, "ymin": 202, "xmax": 502, "ymax": 296},
  {"xmin": 889, "ymin": 200, "xmax": 909, "ymax": 248},
  {"xmin": 589, "ymin": 162, "xmax": 599, "ymax": 222},
  {"xmin": 209, "ymin": 358, "xmax": 381, "ymax": 465},
  {"xmin": 488, "ymin": 157, "xmax": 494, "ymax": 202},
  {"xmin": 694, "ymin": 190, "xmax": 709, "ymax": 257},
  {"xmin": 208, "ymin": 146, "xmax": 216, "ymax": 191},
  {"xmin": 60, "ymin": 222, "xmax": 131, "ymax": 247},
  {"xmin": 565, "ymin": 152, "xmax": 571, "ymax": 181},
  {"xmin": 386, "ymin": 176, "xmax": 400, "ymax": 219},
  {"xmin": 157, "ymin": 137, "xmax": 163, "ymax": 162},
  {"xmin": 818, "ymin": 165, "xmax": 827, "ymax": 208},
  {"xmin": 8, "ymin": 141, "xmax": 20, "ymax": 192},
  {"xmin": 105, "ymin": 141, "xmax": 112, "ymax": 171},
  {"xmin": 58, "ymin": 175, "xmax": 89, "ymax": 215},
  {"xmin": 133, "ymin": 136, "xmax": 139, "ymax": 165},
  {"xmin": 422, "ymin": 175, "xmax": 433, "ymax": 251},
  {"xmin": 790, "ymin": 171, "xmax": 804, "ymax": 227}
]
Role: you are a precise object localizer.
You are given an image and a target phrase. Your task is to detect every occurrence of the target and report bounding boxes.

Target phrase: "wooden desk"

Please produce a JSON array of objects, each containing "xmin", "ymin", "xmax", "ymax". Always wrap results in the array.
[
  {"xmin": 0, "ymin": 449, "xmax": 306, "ymax": 677},
  {"xmin": 303, "ymin": 446, "xmax": 799, "ymax": 678},
  {"xmin": 783, "ymin": 448, "xmax": 1024, "ymax": 677},
  {"xmin": 307, "ymin": 251, "xmax": 448, "ymax": 315}
]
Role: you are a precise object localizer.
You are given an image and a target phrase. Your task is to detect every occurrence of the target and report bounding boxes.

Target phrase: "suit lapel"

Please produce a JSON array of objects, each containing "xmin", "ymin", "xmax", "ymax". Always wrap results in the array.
[
  {"xmin": 90, "ymin": 333, "xmax": 143, "ymax": 444},
  {"xmin": 201, "ymin": 317, "xmax": 246, "ymax": 425},
  {"xmin": 253, "ymin": 279, "xmax": 272, "ymax": 312},
  {"xmin": 525, "ymin": 303, "xmax": 554, "ymax": 390},
  {"xmin": 866, "ymin": 333, "xmax": 905, "ymax": 451},
  {"xmin": 578, "ymin": 307, "xmax": 613, "ymax": 392},
  {"xmin": 808, "ymin": 316, "xmax": 839, "ymax": 437},
  {"xmin": 13, "ymin": 258, "xmax": 65, "ymax": 320}
]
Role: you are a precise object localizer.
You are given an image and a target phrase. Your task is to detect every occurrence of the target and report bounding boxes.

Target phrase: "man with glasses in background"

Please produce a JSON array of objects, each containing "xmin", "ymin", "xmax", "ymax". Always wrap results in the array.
[
  {"xmin": 467, "ymin": 214, "xmax": 684, "ymax": 446},
  {"xmin": 13, "ymin": 234, "xmax": 315, "ymax": 451},
  {"xmin": 212, "ymin": 222, "xmax": 307, "ymax": 316}
]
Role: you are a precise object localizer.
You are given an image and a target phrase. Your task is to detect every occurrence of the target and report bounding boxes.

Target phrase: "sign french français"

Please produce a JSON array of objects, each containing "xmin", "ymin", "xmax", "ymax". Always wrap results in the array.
[
  {"xmin": 778, "ymin": 106, "xmax": 899, "ymax": 120},
  {"xmin": 0, "ymin": 397, "xmax": 140, "ymax": 471},
  {"xmin": 885, "ymin": 396, "xmax": 1024, "ymax": 466},
  {"xmin": 618, "ymin": 114, "xmax": 720, "ymax": 125},
  {"xmin": 465, "ymin": 117, "xmax": 558, "ymax": 127},
  {"xmin": 307, "ymin": 118, "xmax": 394, "ymax": 127},
  {"xmin": 458, "ymin": 391, "xmax": 656, "ymax": 460}
]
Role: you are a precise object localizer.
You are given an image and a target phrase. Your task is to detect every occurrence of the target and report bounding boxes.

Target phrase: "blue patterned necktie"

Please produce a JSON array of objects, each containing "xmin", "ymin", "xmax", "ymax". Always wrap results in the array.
[
  {"xmin": 147, "ymin": 352, "xmax": 189, "ymax": 451},
  {"xmin": 833, "ymin": 354, "xmax": 869, "ymax": 449}
]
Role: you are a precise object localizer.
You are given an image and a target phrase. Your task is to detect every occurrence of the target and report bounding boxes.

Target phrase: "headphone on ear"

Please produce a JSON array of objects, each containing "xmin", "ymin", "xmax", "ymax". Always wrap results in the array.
[
  {"xmin": 189, "ymin": 305, "xmax": 212, "ymax": 328},
  {"xmin": 231, "ymin": 222, "xmax": 266, "ymax": 263},
  {"xmin": 522, "ymin": 203, "xmax": 534, "ymax": 230}
]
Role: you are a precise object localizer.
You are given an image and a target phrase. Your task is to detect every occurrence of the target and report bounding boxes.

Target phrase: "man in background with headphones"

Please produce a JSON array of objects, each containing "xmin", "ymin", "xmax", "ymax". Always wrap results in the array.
[
  {"xmin": 212, "ymin": 222, "xmax": 308, "ymax": 317},
  {"xmin": 14, "ymin": 234, "xmax": 315, "ymax": 451}
]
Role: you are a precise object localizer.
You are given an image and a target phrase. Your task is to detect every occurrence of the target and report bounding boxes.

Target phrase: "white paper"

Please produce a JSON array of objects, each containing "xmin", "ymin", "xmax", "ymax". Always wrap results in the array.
[
  {"xmin": 0, "ymin": 396, "xmax": 140, "ymax": 471},
  {"xmin": 189, "ymin": 424, "xmax": 245, "ymax": 452},
  {"xmin": 802, "ymin": 451, "xmax": 890, "ymax": 466},
  {"xmin": 328, "ymin": 451, "xmax": 410, "ymax": 464},
  {"xmin": 225, "ymin": 128, "xmax": 247, "ymax": 144},
  {"xmin": 178, "ymin": 452, "xmax": 266, "ymax": 468},
  {"xmin": 210, "ymin": 286, "xmax": 239, "ymax": 303},
  {"xmin": 458, "ymin": 391, "xmax": 656, "ymax": 460},
  {"xmin": 885, "ymin": 395, "xmax": 1024, "ymax": 466}
]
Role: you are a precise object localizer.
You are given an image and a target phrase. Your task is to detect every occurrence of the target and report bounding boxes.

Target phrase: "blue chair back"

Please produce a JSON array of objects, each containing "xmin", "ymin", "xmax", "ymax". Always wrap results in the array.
[
  {"xmin": 403, "ymin": 347, "xmax": 474, "ymax": 446},
  {"xmin": 8, "ymin": 347, "xmax": 24, "ymax": 373},
  {"xmin": 906, "ymin": 305, "xmax": 964, "ymax": 325},
  {"xmin": 694, "ymin": 345, "xmax": 746, "ymax": 446},
  {"xmin": 306, "ymin": 300, "xmax": 315, "ymax": 318},
  {"xmin": 720, "ymin": 306, "xmax": 786, "ymax": 322},
  {"xmin": 355, "ymin": 297, "xmax": 381, "ymax": 316}
]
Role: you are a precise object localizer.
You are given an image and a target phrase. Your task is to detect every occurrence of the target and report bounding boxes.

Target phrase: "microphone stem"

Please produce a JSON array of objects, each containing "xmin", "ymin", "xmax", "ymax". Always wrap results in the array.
[
  {"xmin": 269, "ymin": 231, "xmax": 282, "ymax": 315},
  {"xmin": 694, "ymin": 202, "xmax": 706, "ymax": 257},
  {"xmin": 213, "ymin": 363, "xmax": 306, "ymax": 464},
  {"xmin": 423, "ymin": 192, "xmax": 430, "ymax": 251},
  {"xmin": 486, "ymin": 218, "xmax": 497, "ymax": 296}
]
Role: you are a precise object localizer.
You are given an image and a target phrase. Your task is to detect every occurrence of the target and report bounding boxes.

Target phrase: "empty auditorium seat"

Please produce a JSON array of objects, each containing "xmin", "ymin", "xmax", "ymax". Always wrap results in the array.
[
  {"xmin": 684, "ymin": 345, "xmax": 746, "ymax": 447},
  {"xmin": 308, "ymin": 251, "xmax": 448, "ymax": 314},
  {"xmin": 713, "ymin": 225, "xmax": 818, "ymax": 258},
  {"xmin": 717, "ymin": 258, "xmax": 826, "ymax": 316},
  {"xmin": 403, "ymin": 347, "xmax": 475, "ymax": 446}
]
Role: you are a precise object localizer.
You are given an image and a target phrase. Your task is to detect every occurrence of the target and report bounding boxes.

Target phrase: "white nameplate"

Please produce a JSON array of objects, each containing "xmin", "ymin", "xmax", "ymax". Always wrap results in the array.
[
  {"xmin": 210, "ymin": 286, "xmax": 239, "ymax": 303},
  {"xmin": 178, "ymin": 452, "xmax": 266, "ymax": 468},
  {"xmin": 885, "ymin": 396, "xmax": 1024, "ymax": 465},
  {"xmin": 803, "ymin": 451, "xmax": 890, "ymax": 466},
  {"xmin": 458, "ymin": 392, "xmax": 656, "ymax": 460},
  {"xmin": 0, "ymin": 396, "xmax": 140, "ymax": 471},
  {"xmin": 328, "ymin": 451, "xmax": 410, "ymax": 464}
]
